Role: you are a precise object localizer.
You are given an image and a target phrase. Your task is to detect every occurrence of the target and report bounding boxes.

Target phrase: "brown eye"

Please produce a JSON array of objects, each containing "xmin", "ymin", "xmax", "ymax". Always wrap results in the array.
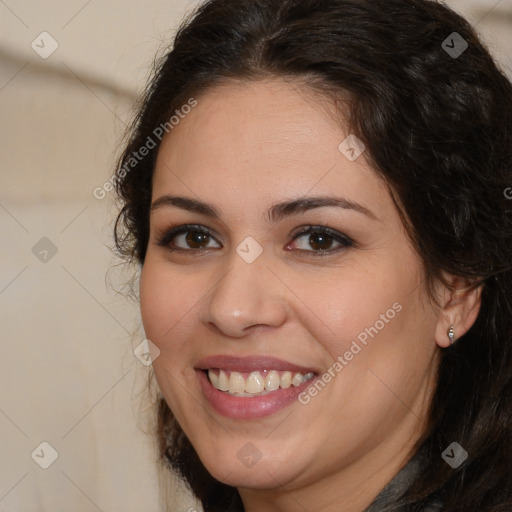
[
  {"xmin": 185, "ymin": 231, "xmax": 211, "ymax": 249},
  {"xmin": 307, "ymin": 232, "xmax": 335, "ymax": 251},
  {"xmin": 288, "ymin": 226, "xmax": 353, "ymax": 255},
  {"xmin": 157, "ymin": 225, "xmax": 221, "ymax": 252}
]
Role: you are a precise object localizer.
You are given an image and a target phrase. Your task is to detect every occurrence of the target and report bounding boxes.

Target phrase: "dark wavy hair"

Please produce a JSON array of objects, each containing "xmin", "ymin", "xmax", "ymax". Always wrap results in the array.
[{"xmin": 113, "ymin": 0, "xmax": 512, "ymax": 510}]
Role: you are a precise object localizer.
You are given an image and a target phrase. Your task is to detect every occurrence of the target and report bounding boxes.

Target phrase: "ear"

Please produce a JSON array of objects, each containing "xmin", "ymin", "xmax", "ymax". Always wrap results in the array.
[{"xmin": 434, "ymin": 274, "xmax": 483, "ymax": 348}]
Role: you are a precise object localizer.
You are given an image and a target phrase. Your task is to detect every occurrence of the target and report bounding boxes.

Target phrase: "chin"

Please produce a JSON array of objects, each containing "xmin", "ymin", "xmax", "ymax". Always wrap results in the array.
[
  {"xmin": 206, "ymin": 458, "xmax": 295, "ymax": 490},
  {"xmin": 190, "ymin": 435, "xmax": 311, "ymax": 490}
]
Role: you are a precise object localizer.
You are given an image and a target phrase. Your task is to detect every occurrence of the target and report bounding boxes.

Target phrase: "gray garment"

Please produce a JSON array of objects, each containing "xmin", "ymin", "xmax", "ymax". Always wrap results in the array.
[
  {"xmin": 364, "ymin": 448, "xmax": 443, "ymax": 512},
  {"xmin": 226, "ymin": 447, "xmax": 443, "ymax": 511}
]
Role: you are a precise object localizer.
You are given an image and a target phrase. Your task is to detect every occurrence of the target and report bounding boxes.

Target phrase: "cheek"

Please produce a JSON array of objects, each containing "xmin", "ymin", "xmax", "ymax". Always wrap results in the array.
[
  {"xmin": 139, "ymin": 264, "xmax": 169, "ymax": 342},
  {"xmin": 296, "ymin": 254, "xmax": 434, "ymax": 403},
  {"xmin": 291, "ymin": 261, "xmax": 411, "ymax": 358},
  {"xmin": 139, "ymin": 259, "xmax": 197, "ymax": 345},
  {"xmin": 139, "ymin": 260, "xmax": 202, "ymax": 415}
]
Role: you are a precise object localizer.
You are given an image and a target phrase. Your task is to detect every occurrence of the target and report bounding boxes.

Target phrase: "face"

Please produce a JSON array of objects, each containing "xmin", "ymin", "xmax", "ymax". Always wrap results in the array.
[{"xmin": 139, "ymin": 78, "xmax": 442, "ymax": 505}]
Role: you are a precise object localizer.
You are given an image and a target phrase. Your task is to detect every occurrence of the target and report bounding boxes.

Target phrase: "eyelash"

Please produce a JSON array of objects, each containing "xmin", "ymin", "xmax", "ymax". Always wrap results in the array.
[{"xmin": 156, "ymin": 224, "xmax": 354, "ymax": 257}]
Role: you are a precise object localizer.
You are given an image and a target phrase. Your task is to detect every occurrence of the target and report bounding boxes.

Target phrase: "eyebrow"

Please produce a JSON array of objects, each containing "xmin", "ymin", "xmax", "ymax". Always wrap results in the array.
[{"xmin": 150, "ymin": 195, "xmax": 377, "ymax": 222}]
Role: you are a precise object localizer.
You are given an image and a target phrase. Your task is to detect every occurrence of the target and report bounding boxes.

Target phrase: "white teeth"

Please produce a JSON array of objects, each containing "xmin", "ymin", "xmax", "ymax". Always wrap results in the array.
[
  {"xmin": 280, "ymin": 371, "xmax": 292, "ymax": 389},
  {"xmin": 265, "ymin": 370, "xmax": 280, "ymax": 391},
  {"xmin": 208, "ymin": 369, "xmax": 219, "ymax": 388},
  {"xmin": 228, "ymin": 372, "xmax": 245, "ymax": 394},
  {"xmin": 245, "ymin": 371, "xmax": 265, "ymax": 393},
  {"xmin": 291, "ymin": 373, "xmax": 304, "ymax": 387},
  {"xmin": 208, "ymin": 369, "xmax": 314, "ymax": 395},
  {"xmin": 218, "ymin": 369, "xmax": 229, "ymax": 391}
]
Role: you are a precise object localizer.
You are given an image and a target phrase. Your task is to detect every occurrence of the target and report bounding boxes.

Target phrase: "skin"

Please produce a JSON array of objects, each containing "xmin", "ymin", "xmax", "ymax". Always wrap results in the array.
[{"xmin": 139, "ymin": 78, "xmax": 481, "ymax": 512}]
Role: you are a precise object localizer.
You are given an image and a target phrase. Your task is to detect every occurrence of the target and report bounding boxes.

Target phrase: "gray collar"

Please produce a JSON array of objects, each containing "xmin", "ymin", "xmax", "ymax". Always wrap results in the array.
[{"xmin": 364, "ymin": 447, "xmax": 443, "ymax": 512}]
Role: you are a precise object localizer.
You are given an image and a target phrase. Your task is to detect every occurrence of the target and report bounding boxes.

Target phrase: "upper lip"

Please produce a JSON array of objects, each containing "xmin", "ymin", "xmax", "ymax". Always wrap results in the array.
[{"xmin": 195, "ymin": 355, "xmax": 319, "ymax": 374}]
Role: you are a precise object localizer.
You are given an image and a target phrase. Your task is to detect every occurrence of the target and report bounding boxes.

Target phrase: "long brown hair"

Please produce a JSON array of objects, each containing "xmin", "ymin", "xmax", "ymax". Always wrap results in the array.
[{"xmin": 114, "ymin": 1, "xmax": 512, "ymax": 509}]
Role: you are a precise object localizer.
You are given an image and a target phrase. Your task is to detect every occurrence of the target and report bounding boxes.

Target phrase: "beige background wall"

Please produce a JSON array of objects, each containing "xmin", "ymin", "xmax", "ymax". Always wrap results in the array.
[{"xmin": 1, "ymin": 1, "xmax": 511, "ymax": 511}]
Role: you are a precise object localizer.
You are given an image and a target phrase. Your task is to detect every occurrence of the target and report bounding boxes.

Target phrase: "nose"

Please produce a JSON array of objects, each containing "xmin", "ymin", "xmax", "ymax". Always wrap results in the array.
[{"xmin": 198, "ymin": 252, "xmax": 289, "ymax": 338}]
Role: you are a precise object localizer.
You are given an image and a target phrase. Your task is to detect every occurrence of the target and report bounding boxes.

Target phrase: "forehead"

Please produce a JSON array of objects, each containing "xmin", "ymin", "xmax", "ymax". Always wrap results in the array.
[{"xmin": 152, "ymin": 78, "xmax": 392, "ymax": 221}]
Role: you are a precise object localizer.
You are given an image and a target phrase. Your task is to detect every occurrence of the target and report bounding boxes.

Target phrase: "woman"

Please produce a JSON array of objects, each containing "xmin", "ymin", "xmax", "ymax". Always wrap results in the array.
[{"xmin": 113, "ymin": 0, "xmax": 512, "ymax": 510}]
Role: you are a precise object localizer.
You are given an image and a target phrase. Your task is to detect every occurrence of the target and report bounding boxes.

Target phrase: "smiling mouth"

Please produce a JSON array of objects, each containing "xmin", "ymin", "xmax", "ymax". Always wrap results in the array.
[{"xmin": 206, "ymin": 369, "xmax": 316, "ymax": 397}]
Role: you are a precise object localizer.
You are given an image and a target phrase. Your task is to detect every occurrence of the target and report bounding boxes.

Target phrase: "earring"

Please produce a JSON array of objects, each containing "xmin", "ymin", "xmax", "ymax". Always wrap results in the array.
[{"xmin": 448, "ymin": 326, "xmax": 455, "ymax": 345}]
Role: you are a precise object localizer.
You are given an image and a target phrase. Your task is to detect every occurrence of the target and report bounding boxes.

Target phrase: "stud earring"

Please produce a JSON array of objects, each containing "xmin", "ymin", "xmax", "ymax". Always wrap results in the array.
[{"xmin": 448, "ymin": 326, "xmax": 455, "ymax": 345}]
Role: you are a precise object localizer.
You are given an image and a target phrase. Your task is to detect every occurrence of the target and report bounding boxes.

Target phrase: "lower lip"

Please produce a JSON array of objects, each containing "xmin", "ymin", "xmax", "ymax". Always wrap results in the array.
[{"xmin": 197, "ymin": 370, "xmax": 317, "ymax": 419}]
